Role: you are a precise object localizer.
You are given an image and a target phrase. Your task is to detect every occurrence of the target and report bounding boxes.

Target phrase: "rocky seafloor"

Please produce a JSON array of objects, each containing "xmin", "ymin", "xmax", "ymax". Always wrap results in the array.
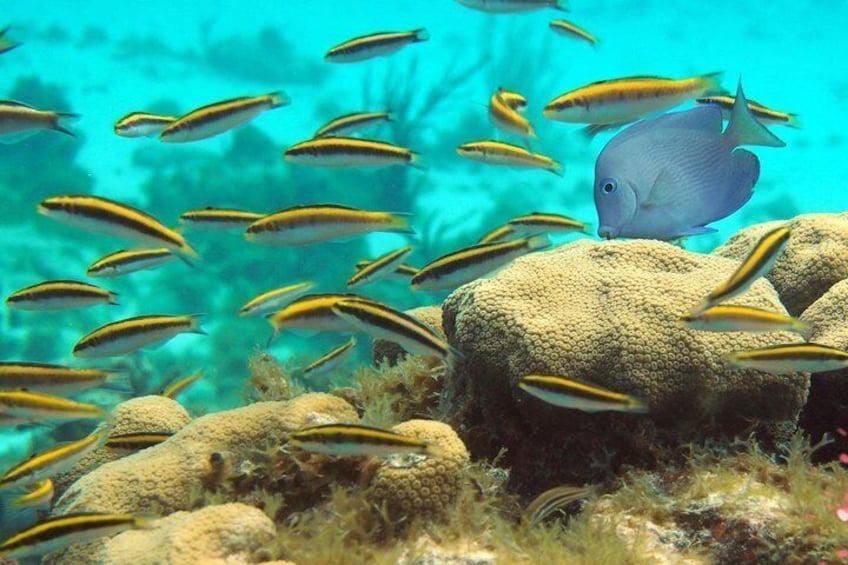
[{"xmin": 39, "ymin": 213, "xmax": 848, "ymax": 564}]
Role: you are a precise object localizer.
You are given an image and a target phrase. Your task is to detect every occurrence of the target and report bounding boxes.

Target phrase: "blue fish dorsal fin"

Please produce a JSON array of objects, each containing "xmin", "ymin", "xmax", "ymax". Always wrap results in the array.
[
  {"xmin": 723, "ymin": 80, "xmax": 785, "ymax": 148},
  {"xmin": 605, "ymin": 107, "xmax": 722, "ymax": 153}
]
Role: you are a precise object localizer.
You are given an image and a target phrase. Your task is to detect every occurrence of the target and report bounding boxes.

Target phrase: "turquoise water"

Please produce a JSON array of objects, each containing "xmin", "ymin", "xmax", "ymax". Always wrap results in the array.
[{"xmin": 0, "ymin": 0, "xmax": 845, "ymax": 494}]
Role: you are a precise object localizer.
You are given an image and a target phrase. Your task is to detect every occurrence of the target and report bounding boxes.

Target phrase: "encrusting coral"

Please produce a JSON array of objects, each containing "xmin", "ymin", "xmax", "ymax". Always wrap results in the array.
[
  {"xmin": 714, "ymin": 213, "xmax": 848, "ymax": 316},
  {"xmin": 52, "ymin": 395, "xmax": 192, "ymax": 497},
  {"xmin": 440, "ymin": 239, "xmax": 810, "ymax": 490}
]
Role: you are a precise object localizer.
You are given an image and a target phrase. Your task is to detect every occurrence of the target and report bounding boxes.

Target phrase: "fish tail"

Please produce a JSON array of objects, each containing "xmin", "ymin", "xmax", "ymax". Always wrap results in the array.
[
  {"xmin": 132, "ymin": 513, "xmax": 160, "ymax": 529},
  {"xmin": 188, "ymin": 314, "xmax": 208, "ymax": 335},
  {"xmin": 785, "ymin": 113, "xmax": 802, "ymax": 129},
  {"xmin": 412, "ymin": 28, "xmax": 430, "ymax": 42},
  {"xmin": 179, "ymin": 242, "xmax": 201, "ymax": 261},
  {"xmin": 697, "ymin": 71, "xmax": 725, "ymax": 96},
  {"xmin": 547, "ymin": 159, "xmax": 565, "ymax": 176},
  {"xmin": 51, "ymin": 112, "xmax": 79, "ymax": 137},
  {"xmin": 724, "ymin": 80, "xmax": 785, "ymax": 148},
  {"xmin": 408, "ymin": 151, "xmax": 427, "ymax": 170},
  {"xmin": 526, "ymin": 234, "xmax": 551, "ymax": 251},
  {"xmin": 794, "ymin": 318, "xmax": 814, "ymax": 341},
  {"xmin": 267, "ymin": 91, "xmax": 291, "ymax": 108},
  {"xmin": 553, "ymin": 0, "xmax": 570, "ymax": 11},
  {"xmin": 388, "ymin": 212, "xmax": 416, "ymax": 235}
]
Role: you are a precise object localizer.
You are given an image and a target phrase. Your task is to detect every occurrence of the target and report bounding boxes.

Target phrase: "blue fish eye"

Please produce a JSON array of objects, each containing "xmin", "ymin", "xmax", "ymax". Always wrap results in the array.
[{"xmin": 600, "ymin": 178, "xmax": 618, "ymax": 194}]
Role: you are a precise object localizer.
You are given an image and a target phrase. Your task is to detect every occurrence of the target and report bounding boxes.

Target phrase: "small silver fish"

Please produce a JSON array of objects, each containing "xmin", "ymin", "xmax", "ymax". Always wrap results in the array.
[
  {"xmin": 325, "ymin": 29, "xmax": 429, "ymax": 63},
  {"xmin": 456, "ymin": 0, "xmax": 568, "ymax": 13}
]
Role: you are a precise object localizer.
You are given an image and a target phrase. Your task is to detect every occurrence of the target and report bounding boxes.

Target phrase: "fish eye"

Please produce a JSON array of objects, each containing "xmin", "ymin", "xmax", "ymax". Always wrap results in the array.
[{"xmin": 600, "ymin": 178, "xmax": 618, "ymax": 194}]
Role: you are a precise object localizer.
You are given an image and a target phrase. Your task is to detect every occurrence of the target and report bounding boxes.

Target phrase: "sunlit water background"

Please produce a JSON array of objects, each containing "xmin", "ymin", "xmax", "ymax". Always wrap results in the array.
[{"xmin": 0, "ymin": 1, "xmax": 845, "ymax": 464}]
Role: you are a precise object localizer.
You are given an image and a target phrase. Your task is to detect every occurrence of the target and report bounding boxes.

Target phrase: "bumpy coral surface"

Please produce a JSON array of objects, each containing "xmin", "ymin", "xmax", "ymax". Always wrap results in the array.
[
  {"xmin": 713, "ymin": 213, "xmax": 848, "ymax": 316},
  {"xmin": 373, "ymin": 305, "xmax": 445, "ymax": 365},
  {"xmin": 441, "ymin": 239, "xmax": 809, "ymax": 489},
  {"xmin": 367, "ymin": 419, "xmax": 468, "ymax": 521},
  {"xmin": 44, "ymin": 503, "xmax": 275, "ymax": 565},
  {"xmin": 53, "ymin": 395, "xmax": 192, "ymax": 497}
]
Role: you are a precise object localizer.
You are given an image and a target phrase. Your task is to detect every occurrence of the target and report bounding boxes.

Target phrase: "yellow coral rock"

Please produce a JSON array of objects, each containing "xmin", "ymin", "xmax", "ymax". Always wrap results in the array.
[
  {"xmin": 53, "ymin": 395, "xmax": 191, "ymax": 497},
  {"xmin": 714, "ymin": 213, "xmax": 848, "ymax": 316},
  {"xmin": 368, "ymin": 419, "xmax": 468, "ymax": 520}
]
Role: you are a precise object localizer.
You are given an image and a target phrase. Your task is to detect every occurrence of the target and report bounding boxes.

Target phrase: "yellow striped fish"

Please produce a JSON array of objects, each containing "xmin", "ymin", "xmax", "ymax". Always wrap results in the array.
[
  {"xmin": 325, "ymin": 29, "xmax": 429, "ymax": 63},
  {"xmin": 0, "ymin": 428, "xmax": 107, "ymax": 490},
  {"xmin": 161, "ymin": 370, "xmax": 204, "ymax": 400},
  {"xmin": 160, "ymin": 91, "xmax": 289, "ymax": 143},
  {"xmin": 0, "ymin": 100, "xmax": 77, "ymax": 142},
  {"xmin": 315, "ymin": 111, "xmax": 393, "ymax": 138},
  {"xmin": 239, "ymin": 281, "xmax": 316, "ymax": 318},
  {"xmin": 179, "ymin": 207, "xmax": 263, "ymax": 231},
  {"xmin": 289, "ymin": 423, "xmax": 445, "ymax": 458},
  {"xmin": 87, "ymin": 248, "xmax": 178, "ymax": 278},
  {"xmin": 549, "ymin": 20, "xmax": 599, "ymax": 47},
  {"xmin": 524, "ymin": 485, "xmax": 591, "ymax": 526},
  {"xmin": 457, "ymin": 140, "xmax": 562, "ymax": 175},
  {"xmin": 518, "ymin": 375, "xmax": 648, "ymax": 413},
  {"xmin": 726, "ymin": 343, "xmax": 848, "ymax": 374},
  {"xmin": 456, "ymin": 0, "xmax": 568, "ymax": 13},
  {"xmin": 284, "ymin": 137, "xmax": 420, "ymax": 168},
  {"xmin": 38, "ymin": 195, "xmax": 199, "ymax": 259},
  {"xmin": 114, "ymin": 111, "xmax": 177, "ymax": 138},
  {"xmin": 0, "ymin": 27, "xmax": 21, "ymax": 56},
  {"xmin": 544, "ymin": 72, "xmax": 723, "ymax": 125},
  {"xmin": 507, "ymin": 212, "xmax": 588, "ymax": 235},
  {"xmin": 692, "ymin": 226, "xmax": 790, "ymax": 313},
  {"xmin": 411, "ymin": 235, "xmax": 550, "ymax": 291},
  {"xmin": 478, "ymin": 224, "xmax": 519, "ymax": 244},
  {"xmin": 105, "ymin": 431, "xmax": 174, "ymax": 450},
  {"xmin": 0, "ymin": 362, "xmax": 119, "ymax": 395},
  {"xmin": 0, "ymin": 512, "xmax": 155, "ymax": 559},
  {"xmin": 267, "ymin": 294, "xmax": 372, "ymax": 342},
  {"xmin": 681, "ymin": 305, "xmax": 811, "ymax": 339},
  {"xmin": 331, "ymin": 298, "xmax": 461, "ymax": 362},
  {"xmin": 302, "ymin": 337, "xmax": 357, "ymax": 378},
  {"xmin": 489, "ymin": 90, "xmax": 536, "ymax": 139},
  {"xmin": 245, "ymin": 204, "xmax": 413, "ymax": 246},
  {"xmin": 697, "ymin": 95, "xmax": 800, "ymax": 128},
  {"xmin": 354, "ymin": 260, "xmax": 419, "ymax": 279},
  {"xmin": 496, "ymin": 88, "xmax": 527, "ymax": 112},
  {"xmin": 7, "ymin": 478, "xmax": 54, "ymax": 511},
  {"xmin": 0, "ymin": 391, "xmax": 106, "ymax": 422},
  {"xmin": 73, "ymin": 314, "xmax": 206, "ymax": 358},
  {"xmin": 6, "ymin": 280, "xmax": 118, "ymax": 311},
  {"xmin": 347, "ymin": 246, "xmax": 413, "ymax": 289}
]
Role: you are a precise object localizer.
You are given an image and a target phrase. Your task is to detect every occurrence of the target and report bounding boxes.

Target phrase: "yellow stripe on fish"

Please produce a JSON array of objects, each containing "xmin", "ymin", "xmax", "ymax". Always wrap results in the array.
[
  {"xmin": 518, "ymin": 375, "xmax": 648, "ymax": 413},
  {"xmin": 696, "ymin": 95, "xmax": 800, "ymax": 128},
  {"xmin": 239, "ymin": 281, "xmax": 316, "ymax": 318},
  {"xmin": 245, "ymin": 204, "xmax": 413, "ymax": 246},
  {"xmin": 496, "ymin": 87, "xmax": 527, "ymax": 111},
  {"xmin": 457, "ymin": 140, "xmax": 562, "ymax": 175},
  {"xmin": 347, "ymin": 246, "xmax": 413, "ymax": 289},
  {"xmin": 0, "ymin": 428, "xmax": 107, "ymax": 490},
  {"xmin": 38, "ymin": 195, "xmax": 199, "ymax": 259},
  {"xmin": 331, "ymin": 298, "xmax": 461, "ymax": 362},
  {"xmin": 681, "ymin": 304, "xmax": 811, "ymax": 340},
  {"xmin": 524, "ymin": 485, "xmax": 591, "ymax": 526},
  {"xmin": 354, "ymin": 260, "xmax": 419, "ymax": 279},
  {"xmin": 87, "ymin": 248, "xmax": 178, "ymax": 278},
  {"xmin": 692, "ymin": 226, "xmax": 791, "ymax": 313},
  {"xmin": 9, "ymin": 479, "xmax": 54, "ymax": 511},
  {"xmin": 0, "ymin": 512, "xmax": 155, "ymax": 560},
  {"xmin": 114, "ymin": 112, "xmax": 176, "ymax": 138},
  {"xmin": 73, "ymin": 314, "xmax": 206, "ymax": 358},
  {"xmin": 302, "ymin": 337, "xmax": 357, "ymax": 378},
  {"xmin": 284, "ymin": 137, "xmax": 420, "ymax": 168},
  {"xmin": 325, "ymin": 29, "xmax": 429, "ymax": 63},
  {"xmin": 105, "ymin": 431, "xmax": 174, "ymax": 450},
  {"xmin": 725, "ymin": 343, "xmax": 848, "ymax": 374},
  {"xmin": 489, "ymin": 91, "xmax": 536, "ymax": 138},
  {"xmin": 0, "ymin": 362, "xmax": 118, "ymax": 395},
  {"xmin": 6, "ymin": 280, "xmax": 118, "ymax": 311},
  {"xmin": 179, "ymin": 207, "xmax": 264, "ymax": 231},
  {"xmin": 0, "ymin": 391, "xmax": 106, "ymax": 422},
  {"xmin": 267, "ymin": 294, "xmax": 375, "ymax": 341},
  {"xmin": 289, "ymin": 423, "xmax": 445, "ymax": 458},
  {"xmin": 315, "ymin": 111, "xmax": 393, "ymax": 138},
  {"xmin": 544, "ymin": 72, "xmax": 723, "ymax": 125},
  {"xmin": 507, "ymin": 212, "xmax": 588, "ymax": 234},
  {"xmin": 549, "ymin": 20, "xmax": 599, "ymax": 46},
  {"xmin": 411, "ymin": 235, "xmax": 550, "ymax": 291},
  {"xmin": 160, "ymin": 370, "xmax": 204, "ymax": 400},
  {"xmin": 478, "ymin": 224, "xmax": 520, "ymax": 244},
  {"xmin": 160, "ymin": 91, "xmax": 289, "ymax": 143},
  {"xmin": 0, "ymin": 100, "xmax": 77, "ymax": 141}
]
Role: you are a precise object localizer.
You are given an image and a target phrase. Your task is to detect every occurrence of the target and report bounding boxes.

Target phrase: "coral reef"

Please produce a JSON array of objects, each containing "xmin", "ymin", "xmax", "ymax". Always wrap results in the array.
[
  {"xmin": 440, "ymin": 239, "xmax": 810, "ymax": 490},
  {"xmin": 714, "ymin": 213, "xmax": 848, "ymax": 316}
]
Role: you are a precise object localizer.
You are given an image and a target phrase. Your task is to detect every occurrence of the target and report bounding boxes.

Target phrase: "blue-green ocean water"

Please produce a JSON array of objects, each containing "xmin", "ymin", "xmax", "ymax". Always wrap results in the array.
[{"xmin": 0, "ymin": 1, "xmax": 845, "ymax": 471}]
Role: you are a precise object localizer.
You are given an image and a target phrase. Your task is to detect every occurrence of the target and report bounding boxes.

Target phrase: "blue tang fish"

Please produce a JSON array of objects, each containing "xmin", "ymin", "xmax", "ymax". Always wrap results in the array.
[{"xmin": 594, "ymin": 82, "xmax": 785, "ymax": 240}]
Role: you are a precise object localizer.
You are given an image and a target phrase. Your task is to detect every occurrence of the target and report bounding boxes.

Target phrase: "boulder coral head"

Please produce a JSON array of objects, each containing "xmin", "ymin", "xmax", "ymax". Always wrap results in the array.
[{"xmin": 441, "ymin": 239, "xmax": 809, "ymax": 491}]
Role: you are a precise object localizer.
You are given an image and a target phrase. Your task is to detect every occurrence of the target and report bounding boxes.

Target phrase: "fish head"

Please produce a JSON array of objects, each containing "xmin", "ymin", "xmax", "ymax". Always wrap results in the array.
[{"xmin": 593, "ymin": 174, "xmax": 637, "ymax": 240}]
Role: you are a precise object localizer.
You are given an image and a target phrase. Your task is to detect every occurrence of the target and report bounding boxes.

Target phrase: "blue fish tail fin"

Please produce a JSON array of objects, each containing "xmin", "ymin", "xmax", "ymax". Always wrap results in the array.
[{"xmin": 724, "ymin": 80, "xmax": 785, "ymax": 148}]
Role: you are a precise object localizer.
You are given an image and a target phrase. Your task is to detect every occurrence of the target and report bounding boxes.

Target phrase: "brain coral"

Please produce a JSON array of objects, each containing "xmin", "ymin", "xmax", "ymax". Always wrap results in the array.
[
  {"xmin": 367, "ymin": 419, "xmax": 468, "ymax": 521},
  {"xmin": 53, "ymin": 395, "xmax": 191, "ymax": 497},
  {"xmin": 713, "ymin": 213, "xmax": 848, "ymax": 315},
  {"xmin": 440, "ymin": 239, "xmax": 809, "ymax": 489},
  {"xmin": 44, "ymin": 503, "xmax": 275, "ymax": 565}
]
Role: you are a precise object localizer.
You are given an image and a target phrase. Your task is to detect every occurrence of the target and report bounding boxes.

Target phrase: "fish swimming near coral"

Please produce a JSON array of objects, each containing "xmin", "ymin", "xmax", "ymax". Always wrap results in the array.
[
  {"xmin": 489, "ymin": 90, "xmax": 536, "ymax": 139},
  {"xmin": 160, "ymin": 370, "xmax": 204, "ymax": 400},
  {"xmin": 325, "ymin": 29, "xmax": 429, "ymax": 63},
  {"xmin": 73, "ymin": 314, "xmax": 206, "ymax": 358},
  {"xmin": 0, "ymin": 391, "xmax": 107, "ymax": 423},
  {"xmin": 284, "ymin": 137, "xmax": 420, "ymax": 168},
  {"xmin": 302, "ymin": 337, "xmax": 357, "ymax": 378},
  {"xmin": 594, "ymin": 82, "xmax": 785, "ymax": 240},
  {"xmin": 6, "ymin": 280, "xmax": 118, "ymax": 311},
  {"xmin": 696, "ymin": 96, "xmax": 800, "ymax": 129},
  {"xmin": 457, "ymin": 140, "xmax": 562, "ymax": 175},
  {"xmin": 114, "ymin": 112, "xmax": 177, "ymax": 138},
  {"xmin": 519, "ymin": 375, "xmax": 648, "ymax": 413},
  {"xmin": 523, "ymin": 485, "xmax": 591, "ymax": 526},
  {"xmin": 0, "ymin": 100, "xmax": 77, "ymax": 142},
  {"xmin": 288, "ymin": 423, "xmax": 445, "ymax": 458},
  {"xmin": 725, "ymin": 343, "xmax": 848, "ymax": 374},
  {"xmin": 0, "ymin": 362, "xmax": 120, "ymax": 396},
  {"xmin": 347, "ymin": 246, "xmax": 413, "ymax": 289},
  {"xmin": 239, "ymin": 281, "xmax": 316, "ymax": 318},
  {"xmin": 179, "ymin": 207, "xmax": 264, "ymax": 231},
  {"xmin": 87, "ymin": 248, "xmax": 179, "ymax": 278},
  {"xmin": 314, "ymin": 111, "xmax": 393, "ymax": 138},
  {"xmin": 681, "ymin": 304, "xmax": 811, "ymax": 340}
]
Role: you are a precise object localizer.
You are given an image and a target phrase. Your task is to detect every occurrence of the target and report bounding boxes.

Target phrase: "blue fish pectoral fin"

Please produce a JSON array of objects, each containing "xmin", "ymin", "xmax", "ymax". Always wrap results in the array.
[
  {"xmin": 724, "ymin": 80, "xmax": 785, "ymax": 148},
  {"xmin": 640, "ymin": 169, "xmax": 679, "ymax": 210},
  {"xmin": 676, "ymin": 226, "xmax": 717, "ymax": 237}
]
